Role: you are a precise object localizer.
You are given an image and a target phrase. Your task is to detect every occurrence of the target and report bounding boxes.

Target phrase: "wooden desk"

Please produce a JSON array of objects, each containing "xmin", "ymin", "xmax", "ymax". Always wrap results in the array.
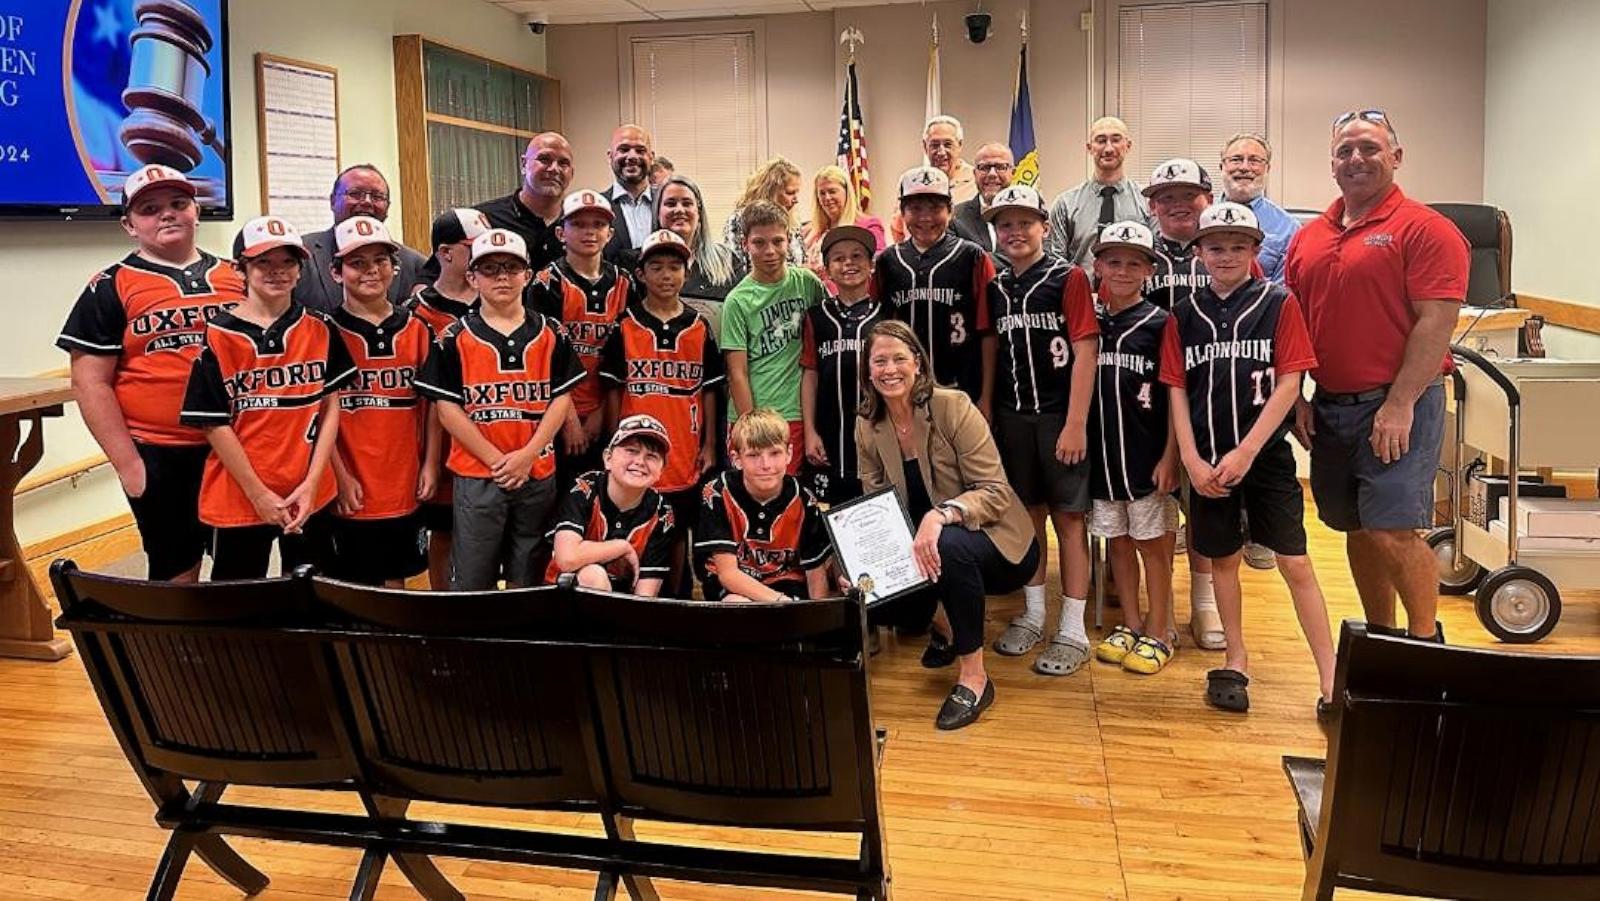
[
  {"xmin": 0, "ymin": 378, "xmax": 75, "ymax": 660},
  {"xmin": 1454, "ymin": 306, "xmax": 1532, "ymax": 359}
]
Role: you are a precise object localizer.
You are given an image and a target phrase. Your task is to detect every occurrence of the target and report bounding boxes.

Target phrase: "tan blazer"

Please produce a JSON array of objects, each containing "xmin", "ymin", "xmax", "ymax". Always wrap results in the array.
[{"xmin": 855, "ymin": 387, "xmax": 1036, "ymax": 564}]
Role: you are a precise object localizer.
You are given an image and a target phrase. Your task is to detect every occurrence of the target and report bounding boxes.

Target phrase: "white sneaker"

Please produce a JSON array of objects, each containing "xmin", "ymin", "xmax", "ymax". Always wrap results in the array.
[{"xmin": 1242, "ymin": 542, "xmax": 1276, "ymax": 570}]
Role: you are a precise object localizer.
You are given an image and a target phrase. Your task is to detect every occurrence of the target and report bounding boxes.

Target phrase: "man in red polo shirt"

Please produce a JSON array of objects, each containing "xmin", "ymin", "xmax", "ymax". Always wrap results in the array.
[{"xmin": 1284, "ymin": 109, "xmax": 1469, "ymax": 642}]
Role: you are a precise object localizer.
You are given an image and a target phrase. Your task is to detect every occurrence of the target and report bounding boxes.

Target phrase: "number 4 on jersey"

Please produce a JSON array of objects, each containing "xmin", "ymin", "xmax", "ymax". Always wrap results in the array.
[{"xmin": 1136, "ymin": 382, "xmax": 1153, "ymax": 410}]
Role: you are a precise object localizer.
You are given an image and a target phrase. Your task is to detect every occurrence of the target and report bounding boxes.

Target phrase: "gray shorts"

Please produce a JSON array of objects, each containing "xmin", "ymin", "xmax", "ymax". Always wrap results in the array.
[
  {"xmin": 450, "ymin": 474, "xmax": 558, "ymax": 589},
  {"xmin": 1310, "ymin": 381, "xmax": 1444, "ymax": 533},
  {"xmin": 1091, "ymin": 494, "xmax": 1179, "ymax": 542},
  {"xmin": 993, "ymin": 409, "xmax": 1091, "ymax": 512}
]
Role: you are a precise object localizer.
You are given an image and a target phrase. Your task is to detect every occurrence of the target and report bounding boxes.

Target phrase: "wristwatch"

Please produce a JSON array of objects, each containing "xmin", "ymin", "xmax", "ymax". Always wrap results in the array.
[{"xmin": 936, "ymin": 502, "xmax": 959, "ymax": 525}]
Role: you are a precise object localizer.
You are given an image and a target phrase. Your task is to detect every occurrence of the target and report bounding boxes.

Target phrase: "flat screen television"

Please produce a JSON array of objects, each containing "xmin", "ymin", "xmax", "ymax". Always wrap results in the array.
[{"xmin": 0, "ymin": 0, "xmax": 233, "ymax": 219}]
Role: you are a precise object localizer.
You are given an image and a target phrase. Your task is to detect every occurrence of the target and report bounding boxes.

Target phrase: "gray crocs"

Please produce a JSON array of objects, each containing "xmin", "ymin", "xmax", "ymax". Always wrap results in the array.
[
  {"xmin": 1033, "ymin": 637, "xmax": 1090, "ymax": 677},
  {"xmin": 992, "ymin": 619, "xmax": 1044, "ymax": 656}
]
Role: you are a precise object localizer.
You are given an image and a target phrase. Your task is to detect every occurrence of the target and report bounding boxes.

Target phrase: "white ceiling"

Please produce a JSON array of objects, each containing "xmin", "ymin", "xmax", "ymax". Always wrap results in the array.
[{"xmin": 489, "ymin": 0, "xmax": 933, "ymax": 25}]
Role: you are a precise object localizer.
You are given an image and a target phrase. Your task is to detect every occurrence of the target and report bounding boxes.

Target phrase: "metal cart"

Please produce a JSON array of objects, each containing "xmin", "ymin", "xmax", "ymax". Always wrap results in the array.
[{"xmin": 1429, "ymin": 346, "xmax": 1600, "ymax": 641}]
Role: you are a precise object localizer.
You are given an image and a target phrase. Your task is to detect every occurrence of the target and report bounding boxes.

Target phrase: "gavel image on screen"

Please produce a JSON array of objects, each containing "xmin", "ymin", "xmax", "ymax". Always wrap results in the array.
[{"xmin": 118, "ymin": 0, "xmax": 227, "ymax": 172}]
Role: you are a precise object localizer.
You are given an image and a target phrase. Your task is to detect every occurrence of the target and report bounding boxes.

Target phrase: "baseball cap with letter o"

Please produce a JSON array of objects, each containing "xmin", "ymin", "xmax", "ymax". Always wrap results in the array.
[
  {"xmin": 638, "ymin": 229, "xmax": 692, "ymax": 264},
  {"xmin": 561, "ymin": 189, "xmax": 616, "ymax": 223},
  {"xmin": 233, "ymin": 216, "xmax": 309, "ymax": 261},
  {"xmin": 608, "ymin": 413, "xmax": 672, "ymax": 455},
  {"xmin": 1189, "ymin": 201, "xmax": 1265, "ymax": 246},
  {"xmin": 122, "ymin": 164, "xmax": 197, "ymax": 207},
  {"xmin": 982, "ymin": 184, "xmax": 1048, "ymax": 222},
  {"xmin": 471, "ymin": 228, "xmax": 530, "ymax": 265},
  {"xmin": 430, "ymin": 208, "xmax": 491, "ymax": 249},
  {"xmin": 335, "ymin": 216, "xmax": 400, "ymax": 257},
  {"xmin": 1091, "ymin": 220, "xmax": 1159, "ymax": 262},
  {"xmin": 898, "ymin": 165, "xmax": 951, "ymax": 201},
  {"xmin": 1142, "ymin": 158, "xmax": 1212, "ymax": 197}
]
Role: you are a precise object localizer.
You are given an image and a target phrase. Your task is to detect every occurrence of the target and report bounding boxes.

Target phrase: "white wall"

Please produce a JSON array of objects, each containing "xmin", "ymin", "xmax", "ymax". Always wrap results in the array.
[
  {"xmin": 2, "ymin": 0, "xmax": 545, "ymax": 546},
  {"xmin": 1485, "ymin": 0, "xmax": 1597, "ymax": 308}
]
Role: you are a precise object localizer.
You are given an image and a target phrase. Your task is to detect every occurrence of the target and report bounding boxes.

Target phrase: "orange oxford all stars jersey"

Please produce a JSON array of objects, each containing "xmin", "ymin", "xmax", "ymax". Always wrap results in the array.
[
  {"xmin": 597, "ymin": 301, "xmax": 726, "ymax": 493},
  {"xmin": 57, "ymin": 252, "xmax": 244, "ymax": 446},
  {"xmin": 543, "ymin": 471, "xmax": 676, "ymax": 583},
  {"xmin": 693, "ymin": 472, "xmax": 832, "ymax": 592},
  {"xmin": 415, "ymin": 310, "xmax": 584, "ymax": 480},
  {"xmin": 331, "ymin": 306, "xmax": 434, "ymax": 520},
  {"xmin": 406, "ymin": 285, "xmax": 476, "ymax": 335},
  {"xmin": 528, "ymin": 259, "xmax": 630, "ymax": 418},
  {"xmin": 180, "ymin": 306, "xmax": 356, "ymax": 528}
]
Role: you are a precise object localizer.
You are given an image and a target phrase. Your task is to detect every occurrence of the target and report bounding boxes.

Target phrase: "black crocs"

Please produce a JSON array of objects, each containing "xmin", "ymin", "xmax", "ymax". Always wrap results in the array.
[{"xmin": 1205, "ymin": 668, "xmax": 1250, "ymax": 712}]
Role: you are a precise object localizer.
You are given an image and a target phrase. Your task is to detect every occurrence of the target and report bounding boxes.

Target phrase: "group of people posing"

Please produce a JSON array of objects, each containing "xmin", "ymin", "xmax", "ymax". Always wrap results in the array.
[{"xmin": 57, "ymin": 106, "xmax": 1469, "ymax": 732}]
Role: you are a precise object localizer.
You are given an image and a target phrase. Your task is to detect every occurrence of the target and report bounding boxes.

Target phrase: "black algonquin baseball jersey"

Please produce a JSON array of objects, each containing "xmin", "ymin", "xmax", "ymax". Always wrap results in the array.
[
  {"xmin": 1091, "ymin": 298, "xmax": 1170, "ymax": 501},
  {"xmin": 872, "ymin": 232, "xmax": 995, "ymax": 401},
  {"xmin": 800, "ymin": 296, "xmax": 887, "ymax": 480},
  {"xmin": 694, "ymin": 472, "xmax": 832, "ymax": 598},
  {"xmin": 543, "ymin": 471, "xmax": 676, "ymax": 583},
  {"xmin": 1144, "ymin": 233, "xmax": 1264, "ymax": 311},
  {"xmin": 1158, "ymin": 278, "xmax": 1317, "ymax": 465},
  {"xmin": 989, "ymin": 255, "xmax": 1099, "ymax": 415},
  {"xmin": 526, "ymin": 258, "xmax": 630, "ymax": 420}
]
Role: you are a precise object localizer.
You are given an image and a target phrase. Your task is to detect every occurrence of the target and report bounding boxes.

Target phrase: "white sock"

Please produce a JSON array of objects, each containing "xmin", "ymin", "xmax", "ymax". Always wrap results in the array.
[
  {"xmin": 1021, "ymin": 584, "xmax": 1047, "ymax": 628},
  {"xmin": 1191, "ymin": 573, "xmax": 1216, "ymax": 611},
  {"xmin": 1056, "ymin": 596, "xmax": 1089, "ymax": 646}
]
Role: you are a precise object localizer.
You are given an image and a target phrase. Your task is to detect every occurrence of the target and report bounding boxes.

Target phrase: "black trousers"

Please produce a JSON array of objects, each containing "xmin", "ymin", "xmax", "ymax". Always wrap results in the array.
[
  {"xmin": 210, "ymin": 512, "xmax": 335, "ymax": 581},
  {"xmin": 874, "ymin": 527, "xmax": 1040, "ymax": 656}
]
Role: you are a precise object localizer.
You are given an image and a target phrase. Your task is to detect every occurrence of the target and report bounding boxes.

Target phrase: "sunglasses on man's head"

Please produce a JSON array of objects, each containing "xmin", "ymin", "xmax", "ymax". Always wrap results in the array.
[{"xmin": 1333, "ymin": 109, "xmax": 1390, "ymax": 129}]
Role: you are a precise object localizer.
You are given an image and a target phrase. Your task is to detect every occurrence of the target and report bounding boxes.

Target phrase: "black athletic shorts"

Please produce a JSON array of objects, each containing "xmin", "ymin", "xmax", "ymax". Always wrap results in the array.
[
  {"xmin": 327, "ymin": 511, "xmax": 429, "ymax": 584},
  {"xmin": 419, "ymin": 501, "xmax": 453, "ymax": 534},
  {"xmin": 125, "ymin": 442, "xmax": 210, "ymax": 580},
  {"xmin": 800, "ymin": 464, "xmax": 863, "ymax": 507},
  {"xmin": 210, "ymin": 511, "xmax": 335, "ymax": 582},
  {"xmin": 1189, "ymin": 438, "xmax": 1307, "ymax": 559},
  {"xmin": 993, "ymin": 409, "xmax": 1090, "ymax": 512}
]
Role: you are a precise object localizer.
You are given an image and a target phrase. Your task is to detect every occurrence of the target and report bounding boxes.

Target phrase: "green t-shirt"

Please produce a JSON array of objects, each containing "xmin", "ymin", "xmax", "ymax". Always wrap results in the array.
[{"xmin": 720, "ymin": 266, "xmax": 823, "ymax": 421}]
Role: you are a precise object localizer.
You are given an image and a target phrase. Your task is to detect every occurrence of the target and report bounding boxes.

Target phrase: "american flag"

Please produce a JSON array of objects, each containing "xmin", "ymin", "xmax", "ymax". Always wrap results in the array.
[{"xmin": 836, "ymin": 60, "xmax": 872, "ymax": 212}]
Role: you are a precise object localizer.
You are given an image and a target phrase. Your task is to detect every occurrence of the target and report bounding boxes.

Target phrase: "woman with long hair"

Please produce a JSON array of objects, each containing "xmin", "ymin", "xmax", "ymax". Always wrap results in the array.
[
  {"xmin": 802, "ymin": 165, "xmax": 884, "ymax": 275},
  {"xmin": 723, "ymin": 157, "xmax": 806, "ymax": 270},
  {"xmin": 651, "ymin": 174, "xmax": 743, "ymax": 332},
  {"xmin": 855, "ymin": 321, "xmax": 1040, "ymax": 730}
]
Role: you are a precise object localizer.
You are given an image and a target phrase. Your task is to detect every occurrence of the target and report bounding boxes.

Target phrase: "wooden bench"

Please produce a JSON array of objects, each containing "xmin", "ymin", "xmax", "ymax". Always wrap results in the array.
[
  {"xmin": 1283, "ymin": 620, "xmax": 1600, "ymax": 901},
  {"xmin": 50, "ymin": 560, "xmax": 891, "ymax": 900}
]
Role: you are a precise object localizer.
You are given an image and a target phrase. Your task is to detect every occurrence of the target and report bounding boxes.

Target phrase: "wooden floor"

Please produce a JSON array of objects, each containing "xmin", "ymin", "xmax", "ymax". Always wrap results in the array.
[{"xmin": 5, "ymin": 518, "xmax": 1599, "ymax": 900}]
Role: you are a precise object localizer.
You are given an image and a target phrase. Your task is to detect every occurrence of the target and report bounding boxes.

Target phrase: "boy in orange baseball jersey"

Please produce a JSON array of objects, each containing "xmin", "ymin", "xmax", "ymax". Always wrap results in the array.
[
  {"xmin": 57, "ymin": 165, "xmax": 244, "ymax": 581},
  {"xmin": 416, "ymin": 229, "xmax": 585, "ymax": 589},
  {"xmin": 695, "ymin": 409, "xmax": 832, "ymax": 602},
  {"xmin": 599, "ymin": 230, "xmax": 724, "ymax": 594},
  {"xmin": 407, "ymin": 208, "xmax": 490, "ymax": 587},
  {"xmin": 527, "ymin": 190, "xmax": 632, "ymax": 486},
  {"xmin": 327, "ymin": 217, "xmax": 439, "ymax": 587},
  {"xmin": 545, "ymin": 414, "xmax": 677, "ymax": 596},
  {"xmin": 180, "ymin": 216, "xmax": 355, "ymax": 580}
]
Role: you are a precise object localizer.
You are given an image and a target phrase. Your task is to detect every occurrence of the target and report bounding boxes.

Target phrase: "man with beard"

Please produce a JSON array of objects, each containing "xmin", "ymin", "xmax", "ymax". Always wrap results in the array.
[
  {"xmin": 294, "ymin": 165, "xmax": 428, "ymax": 312},
  {"xmin": 1219, "ymin": 133, "xmax": 1300, "ymax": 283},
  {"xmin": 601, "ymin": 124, "xmax": 656, "ymax": 262},
  {"xmin": 1046, "ymin": 117, "xmax": 1154, "ymax": 266},
  {"xmin": 474, "ymin": 132, "xmax": 576, "ymax": 276},
  {"xmin": 950, "ymin": 142, "xmax": 1014, "ymax": 253}
]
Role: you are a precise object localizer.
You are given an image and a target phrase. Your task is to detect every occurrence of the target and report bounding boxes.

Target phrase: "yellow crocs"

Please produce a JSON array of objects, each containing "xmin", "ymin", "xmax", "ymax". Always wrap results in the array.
[
  {"xmin": 1122, "ymin": 635, "xmax": 1173, "ymax": 675},
  {"xmin": 1095, "ymin": 625, "xmax": 1139, "ymax": 664}
]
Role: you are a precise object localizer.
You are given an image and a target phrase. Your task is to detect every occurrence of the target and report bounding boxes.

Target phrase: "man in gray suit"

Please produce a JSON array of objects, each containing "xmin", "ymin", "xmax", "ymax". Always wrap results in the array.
[
  {"xmin": 950, "ymin": 142, "xmax": 1014, "ymax": 253},
  {"xmin": 292, "ymin": 164, "xmax": 427, "ymax": 312}
]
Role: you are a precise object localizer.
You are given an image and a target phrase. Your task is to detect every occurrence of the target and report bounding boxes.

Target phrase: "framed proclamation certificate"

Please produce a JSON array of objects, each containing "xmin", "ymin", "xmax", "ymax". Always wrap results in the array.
[{"xmin": 823, "ymin": 487, "xmax": 930, "ymax": 607}]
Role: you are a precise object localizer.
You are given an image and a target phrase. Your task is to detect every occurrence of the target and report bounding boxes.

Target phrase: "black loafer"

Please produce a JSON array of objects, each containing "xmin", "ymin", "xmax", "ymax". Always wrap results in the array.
[
  {"xmin": 921, "ymin": 632, "xmax": 957, "ymax": 668},
  {"xmin": 1316, "ymin": 697, "xmax": 1336, "ymax": 725},
  {"xmin": 935, "ymin": 680, "xmax": 995, "ymax": 730}
]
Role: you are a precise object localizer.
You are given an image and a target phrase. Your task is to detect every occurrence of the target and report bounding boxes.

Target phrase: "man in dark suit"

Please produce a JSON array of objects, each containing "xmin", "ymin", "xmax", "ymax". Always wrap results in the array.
[
  {"xmin": 600, "ymin": 124, "xmax": 656, "ymax": 265},
  {"xmin": 950, "ymin": 143, "xmax": 1016, "ymax": 254},
  {"xmin": 293, "ymin": 164, "xmax": 427, "ymax": 312}
]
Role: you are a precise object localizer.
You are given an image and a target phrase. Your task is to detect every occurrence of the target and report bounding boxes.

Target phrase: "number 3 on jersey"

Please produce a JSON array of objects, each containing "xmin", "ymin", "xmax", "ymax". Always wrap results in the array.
[
  {"xmin": 950, "ymin": 312, "xmax": 966, "ymax": 346},
  {"xmin": 1250, "ymin": 369, "xmax": 1277, "ymax": 406}
]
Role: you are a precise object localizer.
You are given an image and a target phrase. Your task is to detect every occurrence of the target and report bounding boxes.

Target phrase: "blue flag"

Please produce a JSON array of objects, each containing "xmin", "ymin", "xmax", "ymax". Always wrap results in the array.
[{"xmin": 1009, "ymin": 44, "xmax": 1039, "ymax": 188}]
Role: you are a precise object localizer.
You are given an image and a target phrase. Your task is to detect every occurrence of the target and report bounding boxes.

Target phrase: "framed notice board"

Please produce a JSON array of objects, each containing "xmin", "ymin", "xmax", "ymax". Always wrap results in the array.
[{"xmin": 254, "ymin": 53, "xmax": 340, "ymax": 232}]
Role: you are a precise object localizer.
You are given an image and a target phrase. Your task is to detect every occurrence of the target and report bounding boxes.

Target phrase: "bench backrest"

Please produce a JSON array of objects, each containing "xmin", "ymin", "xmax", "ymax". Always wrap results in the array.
[
  {"xmin": 53, "ymin": 560, "xmax": 882, "ymax": 845},
  {"xmin": 1322, "ymin": 622, "xmax": 1600, "ymax": 896},
  {"xmin": 49, "ymin": 561, "xmax": 360, "ymax": 788}
]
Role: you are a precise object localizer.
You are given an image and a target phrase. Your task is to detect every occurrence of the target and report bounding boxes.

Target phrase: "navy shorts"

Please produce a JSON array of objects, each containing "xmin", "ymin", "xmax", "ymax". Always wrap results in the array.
[
  {"xmin": 993, "ymin": 409, "xmax": 1090, "ymax": 512},
  {"xmin": 1310, "ymin": 381, "xmax": 1444, "ymax": 533},
  {"xmin": 1189, "ymin": 438, "xmax": 1307, "ymax": 558}
]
